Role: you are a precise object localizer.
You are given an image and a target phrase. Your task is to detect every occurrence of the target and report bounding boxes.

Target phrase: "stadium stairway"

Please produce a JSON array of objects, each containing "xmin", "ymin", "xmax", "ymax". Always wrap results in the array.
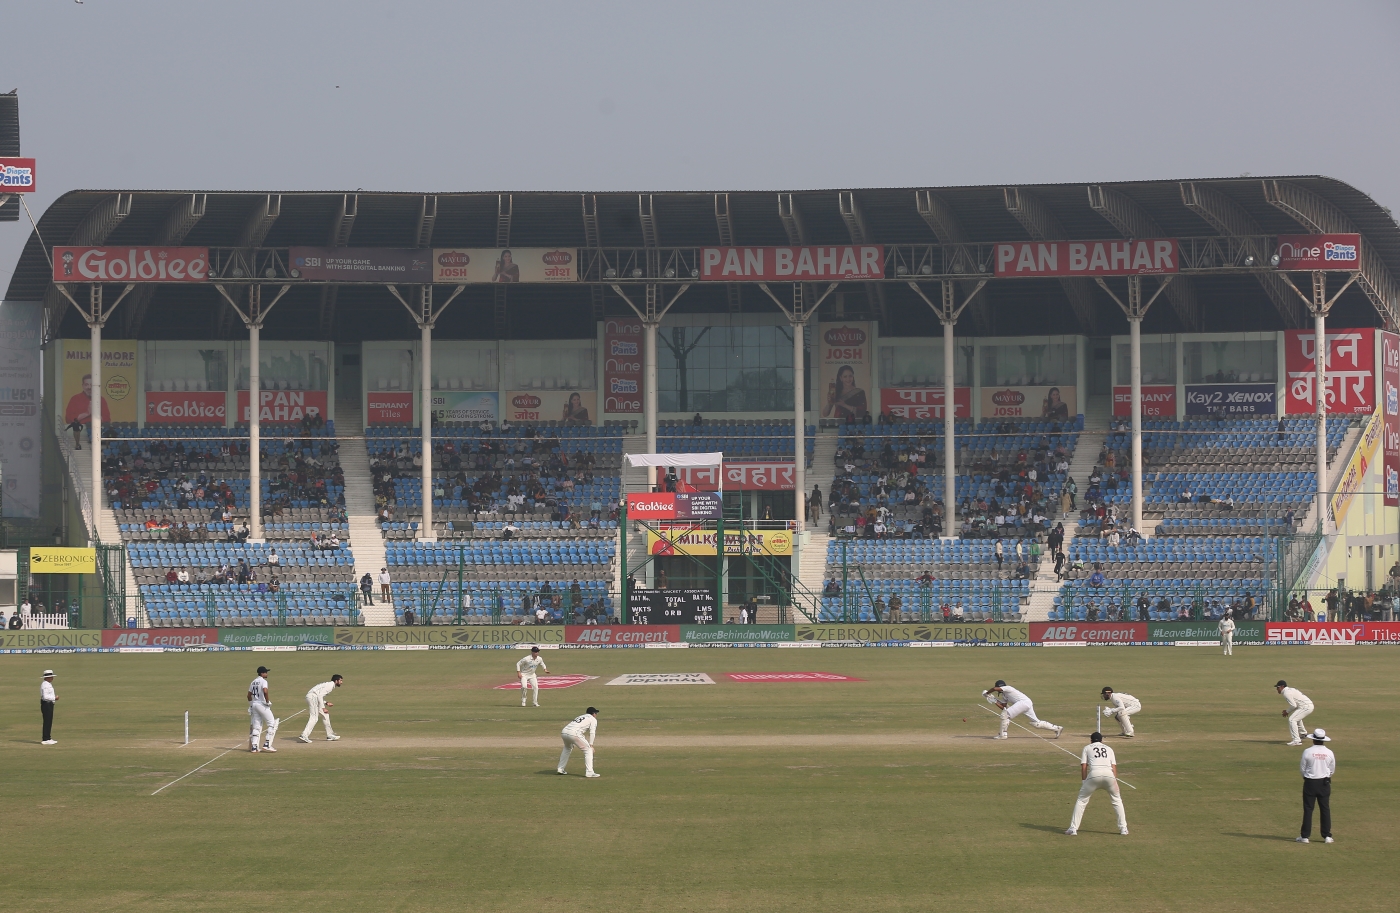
[
  {"xmin": 1025, "ymin": 414, "xmax": 1109, "ymax": 621},
  {"xmin": 340, "ymin": 430, "xmax": 394, "ymax": 625},
  {"xmin": 59, "ymin": 432, "xmax": 146, "ymax": 626},
  {"xmin": 617, "ymin": 432, "xmax": 651, "ymax": 597},
  {"xmin": 793, "ymin": 431, "xmax": 839, "ymax": 622}
]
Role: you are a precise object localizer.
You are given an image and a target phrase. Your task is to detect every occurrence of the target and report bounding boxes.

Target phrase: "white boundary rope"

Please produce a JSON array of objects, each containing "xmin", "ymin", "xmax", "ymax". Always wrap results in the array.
[
  {"xmin": 977, "ymin": 704, "xmax": 1137, "ymax": 790},
  {"xmin": 151, "ymin": 709, "xmax": 305, "ymax": 796}
]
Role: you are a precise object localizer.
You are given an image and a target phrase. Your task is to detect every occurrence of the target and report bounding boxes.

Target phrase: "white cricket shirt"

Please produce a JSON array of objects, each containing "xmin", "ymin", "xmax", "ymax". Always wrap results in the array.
[
  {"xmin": 248, "ymin": 676, "xmax": 270, "ymax": 705},
  {"xmin": 1106, "ymin": 692, "xmax": 1140, "ymax": 712},
  {"xmin": 1300, "ymin": 744, "xmax": 1336, "ymax": 779},
  {"xmin": 41, "ymin": 681, "xmax": 56, "ymax": 702},
  {"xmin": 517, "ymin": 655, "xmax": 548, "ymax": 675},
  {"xmin": 562, "ymin": 713, "xmax": 597, "ymax": 741},
  {"xmin": 1219, "ymin": 617, "xmax": 1235, "ymax": 633},
  {"xmin": 1280, "ymin": 686, "xmax": 1312, "ymax": 709},
  {"xmin": 307, "ymin": 681, "xmax": 337, "ymax": 704},
  {"xmin": 998, "ymin": 685, "xmax": 1030, "ymax": 705},
  {"xmin": 1080, "ymin": 741, "xmax": 1117, "ymax": 772}
]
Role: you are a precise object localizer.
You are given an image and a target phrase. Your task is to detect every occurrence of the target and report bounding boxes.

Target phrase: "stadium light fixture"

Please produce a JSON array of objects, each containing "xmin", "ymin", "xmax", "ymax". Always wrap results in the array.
[
  {"xmin": 264, "ymin": 268, "xmax": 277, "ymax": 279},
  {"xmin": 919, "ymin": 264, "xmax": 933, "ymax": 275},
  {"xmin": 690, "ymin": 268, "xmax": 699, "ymax": 278},
  {"xmin": 1269, "ymin": 252, "xmax": 1281, "ymax": 268},
  {"xmin": 1244, "ymin": 254, "xmax": 1255, "ymax": 267},
  {"xmin": 604, "ymin": 267, "xmax": 617, "ymax": 279},
  {"xmin": 231, "ymin": 267, "xmax": 245, "ymax": 278},
  {"xmin": 664, "ymin": 267, "xmax": 676, "ymax": 278},
  {"xmin": 631, "ymin": 268, "xmax": 643, "ymax": 278},
  {"xmin": 289, "ymin": 268, "xmax": 301, "ymax": 279},
  {"xmin": 895, "ymin": 265, "xmax": 908, "ymax": 276}
]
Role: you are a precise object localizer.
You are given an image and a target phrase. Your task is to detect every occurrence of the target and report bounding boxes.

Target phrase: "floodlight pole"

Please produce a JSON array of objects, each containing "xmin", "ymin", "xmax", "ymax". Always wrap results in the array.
[
  {"xmin": 906, "ymin": 279, "xmax": 986, "ymax": 533},
  {"xmin": 1095, "ymin": 275, "xmax": 1172, "ymax": 534},
  {"xmin": 388, "ymin": 283, "xmax": 465, "ymax": 543},
  {"xmin": 55, "ymin": 282, "xmax": 134, "ymax": 541}
]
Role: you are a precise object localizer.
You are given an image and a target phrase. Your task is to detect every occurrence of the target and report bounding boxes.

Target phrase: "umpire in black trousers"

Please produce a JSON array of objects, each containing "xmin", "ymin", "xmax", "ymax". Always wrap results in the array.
[
  {"xmin": 1297, "ymin": 727, "xmax": 1336, "ymax": 843},
  {"xmin": 40, "ymin": 669, "xmax": 58, "ymax": 745}
]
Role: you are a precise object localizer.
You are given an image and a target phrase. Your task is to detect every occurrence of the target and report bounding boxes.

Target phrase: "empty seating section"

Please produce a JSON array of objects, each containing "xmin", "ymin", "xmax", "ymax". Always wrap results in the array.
[
  {"xmin": 130, "ymin": 542, "xmax": 359, "ymax": 627},
  {"xmin": 819, "ymin": 538, "xmax": 1028, "ymax": 622},
  {"xmin": 657, "ymin": 419, "xmax": 815, "ymax": 465},
  {"xmin": 367, "ymin": 423, "xmax": 623, "ymax": 538},
  {"xmin": 828, "ymin": 419, "xmax": 1081, "ymax": 540},
  {"xmin": 1051, "ymin": 536, "xmax": 1269, "ymax": 621},
  {"xmin": 385, "ymin": 540, "xmax": 616, "ymax": 624}
]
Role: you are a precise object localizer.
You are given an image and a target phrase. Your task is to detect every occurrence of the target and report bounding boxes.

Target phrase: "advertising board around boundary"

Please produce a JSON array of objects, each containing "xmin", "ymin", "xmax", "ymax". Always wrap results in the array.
[
  {"xmin": 334, "ymin": 626, "xmax": 566, "ymax": 646},
  {"xmin": 219, "ymin": 627, "xmax": 334, "ymax": 648},
  {"xmin": 794, "ymin": 623, "xmax": 1029, "ymax": 643}
]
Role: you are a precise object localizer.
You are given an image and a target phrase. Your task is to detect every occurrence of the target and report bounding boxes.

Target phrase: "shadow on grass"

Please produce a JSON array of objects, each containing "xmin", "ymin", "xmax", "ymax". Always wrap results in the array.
[
  {"xmin": 1222, "ymin": 832, "xmax": 1299, "ymax": 842},
  {"xmin": 1019, "ymin": 823, "xmax": 1068, "ymax": 835}
]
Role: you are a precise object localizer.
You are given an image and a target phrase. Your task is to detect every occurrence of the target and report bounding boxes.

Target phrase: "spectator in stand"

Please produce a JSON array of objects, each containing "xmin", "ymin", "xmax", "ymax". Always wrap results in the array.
[
  {"xmin": 166, "ymin": 568, "xmax": 179, "ymax": 585},
  {"xmin": 1088, "ymin": 569, "xmax": 1106, "ymax": 589},
  {"xmin": 889, "ymin": 593, "xmax": 904, "ymax": 622},
  {"xmin": 360, "ymin": 573, "xmax": 375, "ymax": 606},
  {"xmin": 994, "ymin": 539, "xmax": 1004, "ymax": 571},
  {"xmin": 693, "ymin": 412, "xmax": 703, "ymax": 427},
  {"xmin": 1015, "ymin": 560, "xmax": 1031, "ymax": 580}
]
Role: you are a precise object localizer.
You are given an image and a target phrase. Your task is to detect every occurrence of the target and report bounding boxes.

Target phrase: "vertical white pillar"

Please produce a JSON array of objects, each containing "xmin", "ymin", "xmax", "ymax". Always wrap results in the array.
[
  {"xmin": 421, "ymin": 320, "xmax": 435, "ymax": 541},
  {"xmin": 644, "ymin": 319, "xmax": 658, "ymax": 483},
  {"xmin": 90, "ymin": 317, "xmax": 103, "ymax": 534},
  {"xmin": 793, "ymin": 318, "xmax": 806, "ymax": 527},
  {"xmin": 943, "ymin": 316, "xmax": 956, "ymax": 536},
  {"xmin": 1314, "ymin": 302, "xmax": 1328, "ymax": 535},
  {"xmin": 1130, "ymin": 313, "xmax": 1143, "ymax": 533},
  {"xmin": 249, "ymin": 323, "xmax": 261, "ymax": 541}
]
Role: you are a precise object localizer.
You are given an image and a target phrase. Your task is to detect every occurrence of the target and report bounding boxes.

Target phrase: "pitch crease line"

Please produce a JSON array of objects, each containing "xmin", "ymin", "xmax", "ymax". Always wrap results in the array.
[
  {"xmin": 152, "ymin": 709, "xmax": 305, "ymax": 796},
  {"xmin": 977, "ymin": 704, "xmax": 1137, "ymax": 789}
]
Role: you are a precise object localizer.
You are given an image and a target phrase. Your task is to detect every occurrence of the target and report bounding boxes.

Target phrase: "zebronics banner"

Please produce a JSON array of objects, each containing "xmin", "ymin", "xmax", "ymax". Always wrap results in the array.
[
  {"xmin": 794, "ymin": 623, "xmax": 1029, "ymax": 642},
  {"xmin": 603, "ymin": 318, "xmax": 643, "ymax": 415},
  {"xmin": 290, "ymin": 248, "xmax": 432, "ymax": 282},
  {"xmin": 880, "ymin": 387, "xmax": 971, "ymax": 420},
  {"xmin": 818, "ymin": 323, "xmax": 873, "ymax": 423},
  {"xmin": 1285, "ymin": 328, "xmax": 1375, "ymax": 415},
  {"xmin": 0, "ymin": 301, "xmax": 42, "ymax": 518},
  {"xmin": 699, "ymin": 246, "xmax": 883, "ymax": 281},
  {"xmin": 61, "ymin": 339, "xmax": 140, "ymax": 424},
  {"xmin": 994, "ymin": 240, "xmax": 1178, "ymax": 277},
  {"xmin": 433, "ymin": 249, "xmax": 577, "ymax": 283}
]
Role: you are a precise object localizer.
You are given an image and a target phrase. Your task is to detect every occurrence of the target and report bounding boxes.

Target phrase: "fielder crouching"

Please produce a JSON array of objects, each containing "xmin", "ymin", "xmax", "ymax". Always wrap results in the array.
[
  {"xmin": 1100, "ymin": 686, "xmax": 1141, "ymax": 737},
  {"xmin": 558, "ymin": 707, "xmax": 600, "ymax": 778},
  {"xmin": 297, "ymin": 674, "xmax": 343, "ymax": 743}
]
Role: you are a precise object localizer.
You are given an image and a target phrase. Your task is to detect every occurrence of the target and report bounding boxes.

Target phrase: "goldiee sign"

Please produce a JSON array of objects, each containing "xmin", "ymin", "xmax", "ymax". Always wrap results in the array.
[{"xmin": 794, "ymin": 623, "xmax": 1029, "ymax": 643}]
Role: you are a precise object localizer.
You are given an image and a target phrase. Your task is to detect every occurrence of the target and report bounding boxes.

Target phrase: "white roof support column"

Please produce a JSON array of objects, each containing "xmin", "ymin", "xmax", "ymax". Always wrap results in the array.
[
  {"xmin": 1094, "ymin": 276, "xmax": 1174, "ymax": 534},
  {"xmin": 906, "ymin": 279, "xmax": 987, "ymax": 536},
  {"xmin": 387, "ymin": 283, "xmax": 467, "ymax": 543}
]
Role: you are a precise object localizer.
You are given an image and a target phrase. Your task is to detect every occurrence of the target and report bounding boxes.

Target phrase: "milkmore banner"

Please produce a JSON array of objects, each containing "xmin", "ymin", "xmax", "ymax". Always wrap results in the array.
[
  {"xmin": 1184, "ymin": 383, "xmax": 1276, "ymax": 416},
  {"xmin": 61, "ymin": 339, "xmax": 140, "ymax": 424},
  {"xmin": 0, "ymin": 301, "xmax": 42, "ymax": 518}
]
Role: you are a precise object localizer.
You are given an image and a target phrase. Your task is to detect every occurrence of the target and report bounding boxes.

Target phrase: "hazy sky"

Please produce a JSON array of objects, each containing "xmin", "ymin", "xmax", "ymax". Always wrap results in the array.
[{"xmin": 3, "ymin": 0, "xmax": 1398, "ymax": 294}]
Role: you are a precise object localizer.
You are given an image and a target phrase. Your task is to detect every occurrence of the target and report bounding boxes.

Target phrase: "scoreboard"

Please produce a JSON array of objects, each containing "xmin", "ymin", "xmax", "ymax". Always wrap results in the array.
[{"xmin": 628, "ymin": 588, "xmax": 717, "ymax": 625}]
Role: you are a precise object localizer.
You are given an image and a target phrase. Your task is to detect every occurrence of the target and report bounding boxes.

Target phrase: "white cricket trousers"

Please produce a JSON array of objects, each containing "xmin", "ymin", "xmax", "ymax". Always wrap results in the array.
[
  {"xmin": 249, "ymin": 703, "xmax": 275, "ymax": 747},
  {"xmin": 1103, "ymin": 700, "xmax": 1141, "ymax": 736},
  {"xmin": 1002, "ymin": 699, "xmax": 1058, "ymax": 737},
  {"xmin": 1288, "ymin": 702, "xmax": 1314, "ymax": 741},
  {"xmin": 300, "ymin": 696, "xmax": 336, "ymax": 740},
  {"xmin": 1221, "ymin": 631, "xmax": 1234, "ymax": 655},
  {"xmin": 1070, "ymin": 772, "xmax": 1127, "ymax": 832},
  {"xmin": 558, "ymin": 733, "xmax": 594, "ymax": 775},
  {"xmin": 521, "ymin": 673, "xmax": 539, "ymax": 706}
]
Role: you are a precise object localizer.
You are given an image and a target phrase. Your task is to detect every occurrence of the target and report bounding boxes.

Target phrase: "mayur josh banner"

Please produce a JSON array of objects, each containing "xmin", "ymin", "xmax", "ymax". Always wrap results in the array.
[{"xmin": 433, "ymin": 249, "xmax": 577, "ymax": 283}]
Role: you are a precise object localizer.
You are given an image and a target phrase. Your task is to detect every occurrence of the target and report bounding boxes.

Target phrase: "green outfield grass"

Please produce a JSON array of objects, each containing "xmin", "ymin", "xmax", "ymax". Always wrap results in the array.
[{"xmin": 1, "ymin": 645, "xmax": 1395, "ymax": 913}]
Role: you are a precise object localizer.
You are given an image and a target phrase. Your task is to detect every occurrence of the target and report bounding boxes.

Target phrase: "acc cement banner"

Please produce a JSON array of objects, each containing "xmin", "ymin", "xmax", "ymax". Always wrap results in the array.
[{"xmin": 0, "ymin": 301, "xmax": 42, "ymax": 518}]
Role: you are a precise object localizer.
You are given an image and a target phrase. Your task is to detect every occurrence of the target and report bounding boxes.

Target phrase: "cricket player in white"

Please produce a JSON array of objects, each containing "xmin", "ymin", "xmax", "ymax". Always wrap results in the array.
[
  {"xmin": 247, "ymin": 666, "xmax": 279, "ymax": 752},
  {"xmin": 1277, "ymin": 680, "xmax": 1314, "ymax": 745},
  {"xmin": 1100, "ymin": 687, "xmax": 1141, "ymax": 737},
  {"xmin": 984, "ymin": 680, "xmax": 1063, "ymax": 739},
  {"xmin": 557, "ymin": 707, "xmax": 600, "ymax": 777},
  {"xmin": 1219, "ymin": 614, "xmax": 1236, "ymax": 655},
  {"xmin": 517, "ymin": 646, "xmax": 548, "ymax": 707},
  {"xmin": 1066, "ymin": 732, "xmax": 1128, "ymax": 835},
  {"xmin": 296, "ymin": 674, "xmax": 343, "ymax": 743}
]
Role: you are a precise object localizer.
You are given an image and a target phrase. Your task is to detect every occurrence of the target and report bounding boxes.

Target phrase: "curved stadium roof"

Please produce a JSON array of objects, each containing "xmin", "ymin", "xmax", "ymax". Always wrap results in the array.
[{"xmin": 7, "ymin": 177, "xmax": 1398, "ymax": 342}]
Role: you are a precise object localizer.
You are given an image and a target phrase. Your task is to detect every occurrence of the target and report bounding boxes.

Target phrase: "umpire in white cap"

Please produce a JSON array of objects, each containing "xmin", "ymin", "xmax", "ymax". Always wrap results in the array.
[
  {"xmin": 40, "ymin": 670, "xmax": 58, "ymax": 745},
  {"xmin": 1297, "ymin": 728, "xmax": 1335, "ymax": 843}
]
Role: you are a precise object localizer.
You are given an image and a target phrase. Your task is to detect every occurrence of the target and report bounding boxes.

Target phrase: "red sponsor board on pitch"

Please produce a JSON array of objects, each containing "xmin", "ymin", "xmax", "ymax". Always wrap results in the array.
[
  {"xmin": 1284, "ymin": 328, "xmax": 1375, "ymax": 415},
  {"xmin": 237, "ymin": 390, "xmax": 328, "ymax": 423},
  {"xmin": 725, "ymin": 672, "xmax": 865, "ymax": 682},
  {"xmin": 699, "ymin": 246, "xmax": 883, "ymax": 281},
  {"xmin": 1265, "ymin": 622, "xmax": 1365, "ymax": 644},
  {"xmin": 565, "ymin": 625, "xmax": 681, "ymax": 645},
  {"xmin": 994, "ymin": 239, "xmax": 1178, "ymax": 277},
  {"xmin": 1029, "ymin": 622, "xmax": 1147, "ymax": 643},
  {"xmin": 494, "ymin": 675, "xmax": 596, "ymax": 690},
  {"xmin": 880, "ymin": 387, "xmax": 971, "ymax": 420},
  {"xmin": 102, "ymin": 628, "xmax": 219, "ymax": 648},
  {"xmin": 1275, "ymin": 234, "xmax": 1361, "ymax": 271},
  {"xmin": 145, "ymin": 391, "xmax": 227, "ymax": 424},
  {"xmin": 367, "ymin": 392, "xmax": 414, "ymax": 425},
  {"xmin": 1112, "ymin": 385, "xmax": 1177, "ymax": 418}
]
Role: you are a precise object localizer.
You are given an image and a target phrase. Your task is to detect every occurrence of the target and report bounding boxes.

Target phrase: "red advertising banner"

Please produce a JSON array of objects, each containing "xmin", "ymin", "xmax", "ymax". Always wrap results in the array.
[
  {"xmin": 53, "ymin": 247, "xmax": 209, "ymax": 283},
  {"xmin": 1029, "ymin": 622, "xmax": 1147, "ymax": 643},
  {"xmin": 675, "ymin": 462, "xmax": 797, "ymax": 491},
  {"xmin": 367, "ymin": 392, "xmax": 414, "ymax": 425},
  {"xmin": 565, "ymin": 624, "xmax": 681, "ymax": 645},
  {"xmin": 145, "ymin": 391, "xmax": 227, "ymax": 424},
  {"xmin": 1361, "ymin": 623, "xmax": 1400, "ymax": 643},
  {"xmin": 994, "ymin": 240, "xmax": 1178, "ymax": 277},
  {"xmin": 102, "ymin": 628, "xmax": 219, "ymax": 648},
  {"xmin": 237, "ymin": 390, "xmax": 328, "ymax": 423},
  {"xmin": 627, "ymin": 493, "xmax": 676, "ymax": 518},
  {"xmin": 493, "ymin": 675, "xmax": 596, "ymax": 690},
  {"xmin": 1265, "ymin": 622, "xmax": 1365, "ymax": 644},
  {"xmin": 1112, "ymin": 385, "xmax": 1177, "ymax": 417},
  {"xmin": 603, "ymin": 318, "xmax": 643, "ymax": 414},
  {"xmin": 880, "ymin": 387, "xmax": 971, "ymax": 420},
  {"xmin": 0, "ymin": 157, "xmax": 37, "ymax": 192},
  {"xmin": 1384, "ymin": 332, "xmax": 1400, "ymax": 507},
  {"xmin": 1284, "ymin": 329, "xmax": 1375, "ymax": 414},
  {"xmin": 698, "ymin": 246, "xmax": 883, "ymax": 281},
  {"xmin": 725, "ymin": 672, "xmax": 865, "ymax": 682},
  {"xmin": 1275, "ymin": 234, "xmax": 1361, "ymax": 271}
]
